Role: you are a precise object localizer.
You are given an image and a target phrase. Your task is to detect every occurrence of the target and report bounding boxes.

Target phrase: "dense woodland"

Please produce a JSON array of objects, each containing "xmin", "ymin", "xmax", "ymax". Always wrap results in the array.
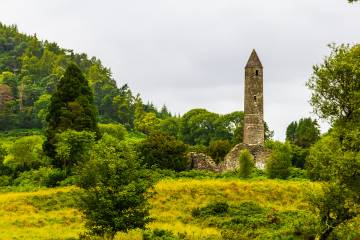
[{"xmin": 0, "ymin": 12, "xmax": 359, "ymax": 240}]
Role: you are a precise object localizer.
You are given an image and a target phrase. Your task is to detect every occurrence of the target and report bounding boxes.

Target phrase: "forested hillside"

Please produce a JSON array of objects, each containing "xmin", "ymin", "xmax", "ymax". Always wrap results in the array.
[{"xmin": 0, "ymin": 23, "xmax": 170, "ymax": 130}]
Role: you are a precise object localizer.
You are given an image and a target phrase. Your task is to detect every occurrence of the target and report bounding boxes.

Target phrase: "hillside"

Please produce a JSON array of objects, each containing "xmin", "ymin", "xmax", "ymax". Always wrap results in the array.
[
  {"xmin": 0, "ymin": 179, "xmax": 332, "ymax": 240},
  {"xmin": 0, "ymin": 23, "xmax": 170, "ymax": 131}
]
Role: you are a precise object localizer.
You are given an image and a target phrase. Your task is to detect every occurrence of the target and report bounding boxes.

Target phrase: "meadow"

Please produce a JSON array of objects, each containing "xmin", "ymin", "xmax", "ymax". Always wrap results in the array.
[{"xmin": 0, "ymin": 179, "xmax": 327, "ymax": 240}]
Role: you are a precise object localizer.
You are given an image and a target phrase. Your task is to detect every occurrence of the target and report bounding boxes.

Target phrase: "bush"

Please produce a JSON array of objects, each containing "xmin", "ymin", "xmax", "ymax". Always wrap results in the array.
[
  {"xmin": 4, "ymin": 135, "xmax": 45, "ymax": 172},
  {"xmin": 192, "ymin": 201, "xmax": 229, "ymax": 217},
  {"xmin": 288, "ymin": 167, "xmax": 308, "ymax": 179},
  {"xmin": 265, "ymin": 141, "xmax": 292, "ymax": 179},
  {"xmin": 98, "ymin": 123, "xmax": 127, "ymax": 140},
  {"xmin": 208, "ymin": 139, "xmax": 232, "ymax": 164},
  {"xmin": 186, "ymin": 144, "xmax": 208, "ymax": 154},
  {"xmin": 13, "ymin": 167, "xmax": 66, "ymax": 187},
  {"xmin": 0, "ymin": 175, "xmax": 12, "ymax": 187},
  {"xmin": 139, "ymin": 131, "xmax": 189, "ymax": 171},
  {"xmin": 143, "ymin": 229, "xmax": 177, "ymax": 240},
  {"xmin": 237, "ymin": 149, "xmax": 254, "ymax": 178}
]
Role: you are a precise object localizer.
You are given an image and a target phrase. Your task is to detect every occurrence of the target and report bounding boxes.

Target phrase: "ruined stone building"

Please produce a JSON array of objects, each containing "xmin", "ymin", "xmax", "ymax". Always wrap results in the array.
[{"xmin": 190, "ymin": 49, "xmax": 270, "ymax": 171}]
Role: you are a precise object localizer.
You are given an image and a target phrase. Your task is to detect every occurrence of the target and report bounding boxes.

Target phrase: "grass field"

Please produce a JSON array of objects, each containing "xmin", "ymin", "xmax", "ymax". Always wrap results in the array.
[{"xmin": 0, "ymin": 179, "xmax": 332, "ymax": 240}]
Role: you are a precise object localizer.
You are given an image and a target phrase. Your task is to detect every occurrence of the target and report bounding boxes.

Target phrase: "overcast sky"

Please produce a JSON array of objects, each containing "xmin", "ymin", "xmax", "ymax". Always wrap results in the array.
[{"xmin": 1, "ymin": 0, "xmax": 360, "ymax": 139}]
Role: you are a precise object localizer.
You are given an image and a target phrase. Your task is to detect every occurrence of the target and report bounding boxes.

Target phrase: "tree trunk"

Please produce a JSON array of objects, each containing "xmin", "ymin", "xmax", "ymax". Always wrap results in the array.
[{"xmin": 320, "ymin": 227, "xmax": 334, "ymax": 240}]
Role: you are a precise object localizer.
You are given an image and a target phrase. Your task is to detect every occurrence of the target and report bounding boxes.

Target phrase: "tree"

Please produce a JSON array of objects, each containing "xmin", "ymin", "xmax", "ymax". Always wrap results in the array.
[
  {"xmin": 43, "ymin": 63, "xmax": 100, "ymax": 159},
  {"xmin": 54, "ymin": 130, "xmax": 95, "ymax": 174},
  {"xmin": 238, "ymin": 149, "xmax": 254, "ymax": 178},
  {"xmin": 158, "ymin": 117, "xmax": 180, "ymax": 137},
  {"xmin": 307, "ymin": 43, "xmax": 360, "ymax": 238},
  {"xmin": 307, "ymin": 44, "xmax": 360, "ymax": 123},
  {"xmin": 286, "ymin": 118, "xmax": 320, "ymax": 148},
  {"xmin": 286, "ymin": 121, "xmax": 297, "ymax": 143},
  {"xmin": 4, "ymin": 135, "xmax": 44, "ymax": 172},
  {"xmin": 180, "ymin": 109, "xmax": 220, "ymax": 145},
  {"xmin": 77, "ymin": 134, "xmax": 152, "ymax": 239},
  {"xmin": 134, "ymin": 112, "xmax": 160, "ymax": 135},
  {"xmin": 208, "ymin": 139, "xmax": 232, "ymax": 164},
  {"xmin": 139, "ymin": 131, "xmax": 189, "ymax": 171},
  {"xmin": 265, "ymin": 141, "xmax": 292, "ymax": 179},
  {"xmin": 309, "ymin": 183, "xmax": 357, "ymax": 240},
  {"xmin": 98, "ymin": 123, "xmax": 127, "ymax": 140}
]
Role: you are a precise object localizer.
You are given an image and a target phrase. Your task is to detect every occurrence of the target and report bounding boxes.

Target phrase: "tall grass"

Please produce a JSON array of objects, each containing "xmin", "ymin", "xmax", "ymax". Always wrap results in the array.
[{"xmin": 1, "ymin": 178, "xmax": 358, "ymax": 239}]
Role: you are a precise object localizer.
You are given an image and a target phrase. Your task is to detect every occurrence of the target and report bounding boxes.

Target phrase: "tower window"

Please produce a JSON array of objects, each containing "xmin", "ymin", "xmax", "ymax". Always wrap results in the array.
[
  {"xmin": 255, "ymin": 70, "xmax": 259, "ymax": 76},
  {"xmin": 254, "ymin": 95, "xmax": 257, "ymax": 102}
]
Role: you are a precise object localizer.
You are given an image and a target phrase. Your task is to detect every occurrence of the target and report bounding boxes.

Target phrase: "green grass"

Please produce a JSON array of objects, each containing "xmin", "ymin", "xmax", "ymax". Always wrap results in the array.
[{"xmin": 2, "ymin": 179, "xmax": 352, "ymax": 240}]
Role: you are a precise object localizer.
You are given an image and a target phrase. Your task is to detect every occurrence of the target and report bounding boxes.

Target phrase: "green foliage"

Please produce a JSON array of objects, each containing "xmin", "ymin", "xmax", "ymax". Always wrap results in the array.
[
  {"xmin": 54, "ymin": 130, "xmax": 95, "ymax": 173},
  {"xmin": 192, "ymin": 201, "xmax": 229, "ymax": 217},
  {"xmin": 208, "ymin": 139, "xmax": 232, "ymax": 164},
  {"xmin": 191, "ymin": 200, "xmax": 318, "ymax": 239},
  {"xmin": 237, "ymin": 149, "xmax": 254, "ymax": 178},
  {"xmin": 288, "ymin": 167, "xmax": 308, "ymax": 179},
  {"xmin": 289, "ymin": 144, "xmax": 309, "ymax": 168},
  {"xmin": 139, "ymin": 132, "xmax": 189, "ymax": 171},
  {"xmin": 13, "ymin": 167, "xmax": 66, "ymax": 188},
  {"xmin": 0, "ymin": 143, "xmax": 7, "ymax": 173},
  {"xmin": 4, "ymin": 135, "xmax": 45, "ymax": 172},
  {"xmin": 307, "ymin": 43, "xmax": 360, "ymax": 238},
  {"xmin": 180, "ymin": 109, "xmax": 243, "ymax": 146},
  {"xmin": 135, "ymin": 112, "xmax": 160, "ymax": 135},
  {"xmin": 309, "ymin": 183, "xmax": 358, "ymax": 239},
  {"xmin": 143, "ymin": 229, "xmax": 178, "ymax": 240},
  {"xmin": 286, "ymin": 118, "xmax": 320, "ymax": 148},
  {"xmin": 306, "ymin": 133, "xmax": 341, "ymax": 181},
  {"xmin": 186, "ymin": 144, "xmax": 208, "ymax": 154},
  {"xmin": 265, "ymin": 141, "xmax": 292, "ymax": 179},
  {"xmin": 44, "ymin": 63, "xmax": 99, "ymax": 159},
  {"xmin": 98, "ymin": 123, "xmax": 126, "ymax": 140},
  {"xmin": 158, "ymin": 117, "xmax": 180, "ymax": 137},
  {"xmin": 307, "ymin": 44, "xmax": 360, "ymax": 123},
  {"xmin": 0, "ymin": 23, "xmax": 136, "ymax": 130},
  {"xmin": 77, "ymin": 134, "xmax": 153, "ymax": 238}
]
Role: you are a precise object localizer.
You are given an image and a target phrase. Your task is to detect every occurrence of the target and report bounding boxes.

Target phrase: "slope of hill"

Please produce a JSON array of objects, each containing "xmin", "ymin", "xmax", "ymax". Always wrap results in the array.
[{"xmin": 0, "ymin": 179, "xmax": 329, "ymax": 240}]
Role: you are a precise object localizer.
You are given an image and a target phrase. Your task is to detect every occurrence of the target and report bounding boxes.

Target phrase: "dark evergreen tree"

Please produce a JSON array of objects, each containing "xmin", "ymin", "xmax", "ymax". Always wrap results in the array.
[{"xmin": 43, "ymin": 63, "xmax": 99, "ymax": 159}]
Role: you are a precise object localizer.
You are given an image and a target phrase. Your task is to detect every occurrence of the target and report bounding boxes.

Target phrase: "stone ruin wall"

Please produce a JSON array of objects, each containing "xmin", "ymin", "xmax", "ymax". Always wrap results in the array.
[{"xmin": 188, "ymin": 143, "xmax": 271, "ymax": 172}]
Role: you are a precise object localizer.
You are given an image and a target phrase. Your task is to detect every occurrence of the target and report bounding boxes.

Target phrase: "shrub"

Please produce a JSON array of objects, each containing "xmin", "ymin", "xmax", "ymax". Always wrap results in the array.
[
  {"xmin": 4, "ymin": 135, "xmax": 45, "ymax": 172},
  {"xmin": 265, "ymin": 141, "xmax": 292, "ymax": 179},
  {"xmin": 98, "ymin": 123, "xmax": 126, "ymax": 140},
  {"xmin": 143, "ymin": 229, "xmax": 177, "ymax": 240},
  {"xmin": 13, "ymin": 167, "xmax": 66, "ymax": 187},
  {"xmin": 237, "ymin": 149, "xmax": 254, "ymax": 178},
  {"xmin": 186, "ymin": 144, "xmax": 208, "ymax": 154},
  {"xmin": 288, "ymin": 167, "xmax": 308, "ymax": 179},
  {"xmin": 192, "ymin": 201, "xmax": 229, "ymax": 217},
  {"xmin": 0, "ymin": 175, "xmax": 12, "ymax": 187},
  {"xmin": 208, "ymin": 139, "xmax": 232, "ymax": 164},
  {"xmin": 139, "ymin": 131, "xmax": 189, "ymax": 171}
]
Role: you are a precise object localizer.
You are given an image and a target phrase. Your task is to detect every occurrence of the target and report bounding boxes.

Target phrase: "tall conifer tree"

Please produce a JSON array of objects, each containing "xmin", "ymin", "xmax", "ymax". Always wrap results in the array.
[{"xmin": 44, "ymin": 63, "xmax": 99, "ymax": 158}]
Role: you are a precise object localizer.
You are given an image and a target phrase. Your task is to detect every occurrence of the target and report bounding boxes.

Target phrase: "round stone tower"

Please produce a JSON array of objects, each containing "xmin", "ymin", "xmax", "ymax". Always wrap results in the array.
[{"xmin": 243, "ymin": 49, "xmax": 264, "ymax": 146}]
